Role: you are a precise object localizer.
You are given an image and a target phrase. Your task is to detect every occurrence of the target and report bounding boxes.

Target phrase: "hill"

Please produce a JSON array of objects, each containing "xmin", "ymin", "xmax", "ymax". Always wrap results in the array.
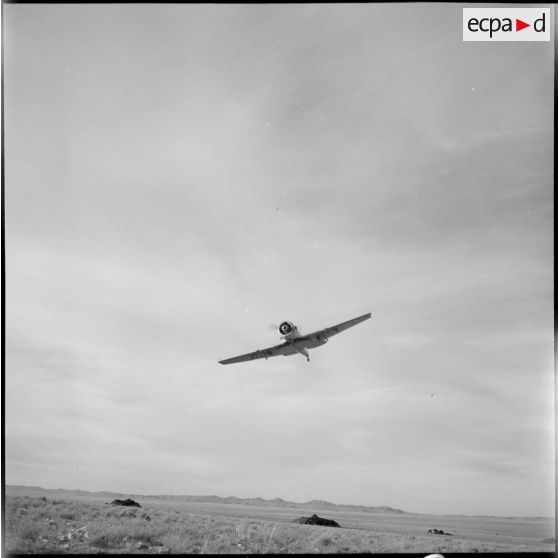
[{"xmin": 5, "ymin": 485, "xmax": 407, "ymax": 514}]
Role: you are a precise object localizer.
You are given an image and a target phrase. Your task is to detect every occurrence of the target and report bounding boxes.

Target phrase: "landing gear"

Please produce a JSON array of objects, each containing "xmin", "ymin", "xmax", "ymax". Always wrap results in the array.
[{"xmin": 294, "ymin": 346, "xmax": 310, "ymax": 362}]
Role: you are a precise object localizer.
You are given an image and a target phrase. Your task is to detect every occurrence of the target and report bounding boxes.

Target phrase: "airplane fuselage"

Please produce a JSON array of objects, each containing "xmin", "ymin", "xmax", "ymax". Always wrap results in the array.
[{"xmin": 278, "ymin": 320, "xmax": 328, "ymax": 360}]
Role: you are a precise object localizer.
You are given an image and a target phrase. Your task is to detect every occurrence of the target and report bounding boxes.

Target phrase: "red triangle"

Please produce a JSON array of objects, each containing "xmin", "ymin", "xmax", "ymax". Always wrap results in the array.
[{"xmin": 516, "ymin": 19, "xmax": 530, "ymax": 31}]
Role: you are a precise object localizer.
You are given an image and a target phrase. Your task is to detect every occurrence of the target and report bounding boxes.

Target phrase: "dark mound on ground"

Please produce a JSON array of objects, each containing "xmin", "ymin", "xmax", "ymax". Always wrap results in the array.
[
  {"xmin": 111, "ymin": 498, "xmax": 141, "ymax": 507},
  {"xmin": 293, "ymin": 513, "xmax": 340, "ymax": 527}
]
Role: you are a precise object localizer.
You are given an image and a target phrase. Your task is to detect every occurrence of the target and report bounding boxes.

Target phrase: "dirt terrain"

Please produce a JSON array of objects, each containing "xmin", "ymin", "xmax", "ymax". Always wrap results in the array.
[{"xmin": 4, "ymin": 486, "xmax": 555, "ymax": 554}]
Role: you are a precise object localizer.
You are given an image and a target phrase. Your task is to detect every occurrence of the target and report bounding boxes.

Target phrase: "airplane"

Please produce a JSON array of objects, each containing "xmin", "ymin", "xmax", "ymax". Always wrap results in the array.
[{"xmin": 219, "ymin": 312, "xmax": 371, "ymax": 365}]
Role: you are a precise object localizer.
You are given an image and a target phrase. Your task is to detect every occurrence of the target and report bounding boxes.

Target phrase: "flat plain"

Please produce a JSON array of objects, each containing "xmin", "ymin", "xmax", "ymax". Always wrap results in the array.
[{"xmin": 4, "ymin": 486, "xmax": 555, "ymax": 554}]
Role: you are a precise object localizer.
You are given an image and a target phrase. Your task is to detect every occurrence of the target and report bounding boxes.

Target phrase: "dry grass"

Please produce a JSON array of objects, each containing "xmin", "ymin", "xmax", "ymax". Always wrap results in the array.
[{"xmin": 4, "ymin": 494, "xmax": 555, "ymax": 554}]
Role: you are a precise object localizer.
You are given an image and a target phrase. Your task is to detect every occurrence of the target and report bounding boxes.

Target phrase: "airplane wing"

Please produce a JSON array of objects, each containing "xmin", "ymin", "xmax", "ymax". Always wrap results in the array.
[
  {"xmin": 300, "ymin": 312, "xmax": 372, "ymax": 344},
  {"xmin": 219, "ymin": 342, "xmax": 291, "ymax": 365}
]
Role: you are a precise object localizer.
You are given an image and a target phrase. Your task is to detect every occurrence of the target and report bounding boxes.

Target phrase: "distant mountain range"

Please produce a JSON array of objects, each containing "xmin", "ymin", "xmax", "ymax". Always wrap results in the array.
[{"xmin": 6, "ymin": 485, "xmax": 407, "ymax": 515}]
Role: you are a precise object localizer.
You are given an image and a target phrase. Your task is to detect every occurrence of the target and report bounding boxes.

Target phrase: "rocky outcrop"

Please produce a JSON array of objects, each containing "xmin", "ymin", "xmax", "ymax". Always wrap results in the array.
[
  {"xmin": 293, "ymin": 514, "xmax": 341, "ymax": 527},
  {"xmin": 110, "ymin": 498, "xmax": 141, "ymax": 507},
  {"xmin": 427, "ymin": 528, "xmax": 452, "ymax": 535}
]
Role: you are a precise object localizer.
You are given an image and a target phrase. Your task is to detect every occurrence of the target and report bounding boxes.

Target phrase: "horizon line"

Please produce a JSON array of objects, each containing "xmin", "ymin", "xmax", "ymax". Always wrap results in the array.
[{"xmin": 5, "ymin": 484, "xmax": 553, "ymax": 520}]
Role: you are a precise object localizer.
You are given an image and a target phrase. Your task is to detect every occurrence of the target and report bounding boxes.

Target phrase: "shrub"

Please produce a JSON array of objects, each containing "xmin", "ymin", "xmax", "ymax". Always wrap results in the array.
[
  {"xmin": 89, "ymin": 518, "xmax": 166, "ymax": 550},
  {"xmin": 18, "ymin": 521, "xmax": 40, "ymax": 541}
]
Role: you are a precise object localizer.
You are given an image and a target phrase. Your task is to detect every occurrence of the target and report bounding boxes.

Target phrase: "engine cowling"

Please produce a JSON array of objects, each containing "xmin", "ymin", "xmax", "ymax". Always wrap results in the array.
[{"xmin": 279, "ymin": 321, "xmax": 297, "ymax": 340}]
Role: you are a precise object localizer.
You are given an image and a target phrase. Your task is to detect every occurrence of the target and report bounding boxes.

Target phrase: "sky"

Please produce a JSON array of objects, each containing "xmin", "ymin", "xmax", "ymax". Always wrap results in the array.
[{"xmin": 3, "ymin": 4, "xmax": 554, "ymax": 517}]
